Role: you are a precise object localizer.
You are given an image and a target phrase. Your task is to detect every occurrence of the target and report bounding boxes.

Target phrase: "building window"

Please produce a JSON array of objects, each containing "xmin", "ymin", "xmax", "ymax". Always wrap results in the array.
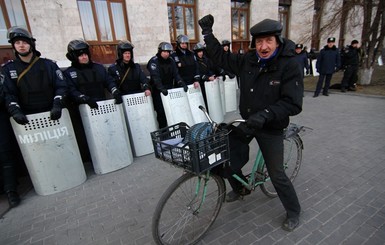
[
  {"xmin": 231, "ymin": 0, "xmax": 250, "ymax": 52},
  {"xmin": 77, "ymin": 0, "xmax": 130, "ymax": 44},
  {"xmin": 0, "ymin": 0, "xmax": 29, "ymax": 46},
  {"xmin": 167, "ymin": 0, "xmax": 197, "ymax": 43}
]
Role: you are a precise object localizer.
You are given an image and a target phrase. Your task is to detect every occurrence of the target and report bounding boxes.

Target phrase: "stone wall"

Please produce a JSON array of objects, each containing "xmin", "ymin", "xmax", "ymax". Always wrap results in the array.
[{"xmin": 23, "ymin": 0, "xmax": 83, "ymax": 62}]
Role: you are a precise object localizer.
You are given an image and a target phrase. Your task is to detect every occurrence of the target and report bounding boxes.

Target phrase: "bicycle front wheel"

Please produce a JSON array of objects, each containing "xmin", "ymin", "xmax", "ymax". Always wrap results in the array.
[
  {"xmin": 152, "ymin": 172, "xmax": 226, "ymax": 245},
  {"xmin": 260, "ymin": 135, "xmax": 303, "ymax": 197}
]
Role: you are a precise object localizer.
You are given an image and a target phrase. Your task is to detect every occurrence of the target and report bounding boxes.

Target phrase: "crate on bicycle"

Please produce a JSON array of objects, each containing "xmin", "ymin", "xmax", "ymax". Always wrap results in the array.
[{"xmin": 151, "ymin": 122, "xmax": 229, "ymax": 174}]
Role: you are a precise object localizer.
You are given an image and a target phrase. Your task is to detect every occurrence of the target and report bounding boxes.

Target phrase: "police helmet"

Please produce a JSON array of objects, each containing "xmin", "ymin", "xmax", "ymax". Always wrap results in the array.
[
  {"xmin": 117, "ymin": 40, "xmax": 134, "ymax": 59},
  {"xmin": 7, "ymin": 26, "xmax": 38, "ymax": 56},
  {"xmin": 193, "ymin": 43, "xmax": 205, "ymax": 52},
  {"xmin": 66, "ymin": 39, "xmax": 90, "ymax": 62},
  {"xmin": 7, "ymin": 26, "xmax": 35, "ymax": 44},
  {"xmin": 221, "ymin": 40, "xmax": 231, "ymax": 46},
  {"xmin": 158, "ymin": 42, "xmax": 173, "ymax": 53},
  {"xmin": 249, "ymin": 19, "xmax": 283, "ymax": 48},
  {"xmin": 176, "ymin": 34, "xmax": 189, "ymax": 44}
]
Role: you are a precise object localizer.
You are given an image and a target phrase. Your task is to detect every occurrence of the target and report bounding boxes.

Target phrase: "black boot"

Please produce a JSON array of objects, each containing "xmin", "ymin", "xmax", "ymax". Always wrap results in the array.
[{"xmin": 7, "ymin": 191, "xmax": 21, "ymax": 208}]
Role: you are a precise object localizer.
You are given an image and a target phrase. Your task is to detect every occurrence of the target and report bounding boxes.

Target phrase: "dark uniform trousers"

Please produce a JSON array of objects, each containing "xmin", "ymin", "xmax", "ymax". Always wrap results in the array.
[
  {"xmin": 223, "ymin": 128, "xmax": 301, "ymax": 219},
  {"xmin": 341, "ymin": 65, "xmax": 358, "ymax": 89},
  {"xmin": 315, "ymin": 73, "xmax": 333, "ymax": 95}
]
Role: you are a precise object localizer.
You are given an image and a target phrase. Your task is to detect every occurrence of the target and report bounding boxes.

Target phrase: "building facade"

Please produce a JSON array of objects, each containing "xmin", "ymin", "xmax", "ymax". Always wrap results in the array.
[{"xmin": 0, "ymin": 0, "xmax": 364, "ymax": 66}]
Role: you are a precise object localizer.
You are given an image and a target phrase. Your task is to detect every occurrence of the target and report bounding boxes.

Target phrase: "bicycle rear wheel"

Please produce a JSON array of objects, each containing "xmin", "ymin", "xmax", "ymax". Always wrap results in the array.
[
  {"xmin": 260, "ymin": 135, "xmax": 303, "ymax": 197},
  {"xmin": 152, "ymin": 172, "xmax": 225, "ymax": 245}
]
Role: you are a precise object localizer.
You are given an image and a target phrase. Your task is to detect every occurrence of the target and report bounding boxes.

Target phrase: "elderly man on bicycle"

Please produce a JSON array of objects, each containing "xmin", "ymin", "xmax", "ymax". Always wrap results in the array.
[{"xmin": 199, "ymin": 15, "xmax": 304, "ymax": 231}]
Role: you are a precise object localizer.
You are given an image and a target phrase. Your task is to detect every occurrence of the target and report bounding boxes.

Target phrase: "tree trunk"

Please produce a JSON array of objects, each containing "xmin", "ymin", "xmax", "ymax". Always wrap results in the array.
[{"xmin": 358, "ymin": 67, "xmax": 374, "ymax": 85}]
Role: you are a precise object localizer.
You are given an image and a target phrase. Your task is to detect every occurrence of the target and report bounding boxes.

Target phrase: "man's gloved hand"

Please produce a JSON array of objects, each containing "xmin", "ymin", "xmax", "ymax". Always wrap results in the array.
[
  {"xmin": 8, "ymin": 104, "xmax": 29, "ymax": 125},
  {"xmin": 178, "ymin": 81, "xmax": 188, "ymax": 92},
  {"xmin": 112, "ymin": 89, "xmax": 123, "ymax": 104},
  {"xmin": 198, "ymin": 14, "xmax": 214, "ymax": 35},
  {"xmin": 246, "ymin": 109, "xmax": 274, "ymax": 129},
  {"xmin": 161, "ymin": 89, "xmax": 168, "ymax": 96},
  {"xmin": 50, "ymin": 98, "xmax": 62, "ymax": 120}
]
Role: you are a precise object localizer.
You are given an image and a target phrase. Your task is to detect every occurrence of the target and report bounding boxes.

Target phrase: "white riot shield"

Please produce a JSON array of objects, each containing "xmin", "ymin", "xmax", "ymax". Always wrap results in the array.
[
  {"xmin": 161, "ymin": 87, "xmax": 194, "ymax": 126},
  {"xmin": 224, "ymin": 77, "xmax": 237, "ymax": 112},
  {"xmin": 312, "ymin": 60, "xmax": 319, "ymax": 76},
  {"xmin": 204, "ymin": 79, "xmax": 224, "ymax": 123},
  {"xmin": 10, "ymin": 109, "xmax": 86, "ymax": 196},
  {"xmin": 122, "ymin": 93, "xmax": 157, "ymax": 157},
  {"xmin": 218, "ymin": 77, "xmax": 226, "ymax": 115},
  {"xmin": 79, "ymin": 99, "xmax": 133, "ymax": 174},
  {"xmin": 186, "ymin": 84, "xmax": 208, "ymax": 124}
]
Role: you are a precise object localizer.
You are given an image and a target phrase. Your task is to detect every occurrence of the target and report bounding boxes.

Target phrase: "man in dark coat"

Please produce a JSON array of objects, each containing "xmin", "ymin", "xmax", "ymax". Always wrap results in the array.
[
  {"xmin": 314, "ymin": 37, "xmax": 341, "ymax": 97},
  {"xmin": 294, "ymin": 43, "xmax": 310, "ymax": 77},
  {"xmin": 340, "ymin": 40, "xmax": 360, "ymax": 92},
  {"xmin": 199, "ymin": 15, "xmax": 303, "ymax": 232}
]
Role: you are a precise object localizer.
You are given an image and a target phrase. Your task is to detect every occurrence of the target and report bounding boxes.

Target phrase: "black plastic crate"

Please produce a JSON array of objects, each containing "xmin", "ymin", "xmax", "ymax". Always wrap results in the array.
[{"xmin": 151, "ymin": 122, "xmax": 230, "ymax": 174}]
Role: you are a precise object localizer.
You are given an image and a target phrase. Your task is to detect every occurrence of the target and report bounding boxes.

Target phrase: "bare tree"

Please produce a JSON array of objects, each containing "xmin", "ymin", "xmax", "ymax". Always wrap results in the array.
[{"xmin": 311, "ymin": 0, "xmax": 385, "ymax": 84}]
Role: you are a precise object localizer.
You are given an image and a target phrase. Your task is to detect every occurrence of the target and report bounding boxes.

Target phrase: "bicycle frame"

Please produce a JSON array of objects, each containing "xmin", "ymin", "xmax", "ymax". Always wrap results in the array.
[{"xmin": 231, "ymin": 149, "xmax": 268, "ymax": 191}]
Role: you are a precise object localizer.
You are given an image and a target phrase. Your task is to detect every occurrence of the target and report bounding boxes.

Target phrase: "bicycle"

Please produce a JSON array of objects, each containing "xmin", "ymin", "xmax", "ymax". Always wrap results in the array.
[{"xmin": 150, "ymin": 106, "xmax": 310, "ymax": 245}]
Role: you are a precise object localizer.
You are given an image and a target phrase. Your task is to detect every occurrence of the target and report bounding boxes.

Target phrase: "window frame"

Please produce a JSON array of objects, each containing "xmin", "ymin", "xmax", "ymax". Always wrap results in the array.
[
  {"xmin": 231, "ymin": 1, "xmax": 250, "ymax": 42},
  {"xmin": 0, "ymin": 0, "xmax": 30, "ymax": 48},
  {"xmin": 167, "ymin": 0, "xmax": 198, "ymax": 44},
  {"xmin": 77, "ymin": 0, "xmax": 130, "ymax": 45}
]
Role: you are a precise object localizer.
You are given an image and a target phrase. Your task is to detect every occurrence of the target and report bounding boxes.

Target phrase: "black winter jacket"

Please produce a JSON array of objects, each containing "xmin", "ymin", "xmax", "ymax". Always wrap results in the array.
[
  {"xmin": 204, "ymin": 33, "xmax": 303, "ymax": 130},
  {"xmin": 108, "ymin": 60, "xmax": 149, "ymax": 95}
]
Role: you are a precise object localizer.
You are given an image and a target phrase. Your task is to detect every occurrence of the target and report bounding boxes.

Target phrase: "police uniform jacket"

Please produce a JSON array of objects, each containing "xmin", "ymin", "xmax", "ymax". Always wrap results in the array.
[
  {"xmin": 316, "ymin": 45, "xmax": 341, "ymax": 74},
  {"xmin": 108, "ymin": 60, "xmax": 150, "ymax": 95},
  {"xmin": 195, "ymin": 55, "xmax": 217, "ymax": 82},
  {"xmin": 147, "ymin": 53, "xmax": 182, "ymax": 92},
  {"xmin": 293, "ymin": 51, "xmax": 310, "ymax": 75},
  {"xmin": 64, "ymin": 62, "xmax": 117, "ymax": 101},
  {"xmin": 1, "ymin": 57, "xmax": 67, "ymax": 114},
  {"xmin": 341, "ymin": 45, "xmax": 359, "ymax": 67},
  {"xmin": 172, "ymin": 48, "xmax": 200, "ymax": 85},
  {"xmin": 203, "ymin": 33, "xmax": 303, "ymax": 130}
]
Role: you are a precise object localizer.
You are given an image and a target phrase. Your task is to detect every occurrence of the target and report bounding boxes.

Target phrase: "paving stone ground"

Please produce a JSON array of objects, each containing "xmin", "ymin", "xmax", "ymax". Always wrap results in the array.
[{"xmin": 0, "ymin": 91, "xmax": 385, "ymax": 245}]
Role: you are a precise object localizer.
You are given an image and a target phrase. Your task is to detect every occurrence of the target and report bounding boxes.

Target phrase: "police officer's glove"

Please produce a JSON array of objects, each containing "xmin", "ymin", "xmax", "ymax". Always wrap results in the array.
[
  {"xmin": 161, "ymin": 89, "xmax": 168, "ymax": 96},
  {"xmin": 50, "ymin": 98, "xmax": 62, "ymax": 120},
  {"xmin": 8, "ymin": 104, "xmax": 29, "ymax": 125},
  {"xmin": 227, "ymin": 72, "xmax": 236, "ymax": 79},
  {"xmin": 246, "ymin": 109, "xmax": 274, "ymax": 129},
  {"xmin": 178, "ymin": 81, "xmax": 188, "ymax": 92},
  {"xmin": 112, "ymin": 89, "xmax": 123, "ymax": 104},
  {"xmin": 198, "ymin": 14, "xmax": 214, "ymax": 35}
]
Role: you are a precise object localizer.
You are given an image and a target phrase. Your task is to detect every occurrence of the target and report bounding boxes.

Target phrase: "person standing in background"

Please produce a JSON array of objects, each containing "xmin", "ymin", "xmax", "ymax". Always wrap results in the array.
[{"xmin": 314, "ymin": 37, "xmax": 341, "ymax": 97}]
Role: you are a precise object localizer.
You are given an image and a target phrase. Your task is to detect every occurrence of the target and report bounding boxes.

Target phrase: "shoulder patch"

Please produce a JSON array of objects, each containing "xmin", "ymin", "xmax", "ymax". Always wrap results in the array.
[
  {"xmin": 56, "ymin": 69, "xmax": 64, "ymax": 80},
  {"xmin": 150, "ymin": 62, "xmax": 157, "ymax": 71}
]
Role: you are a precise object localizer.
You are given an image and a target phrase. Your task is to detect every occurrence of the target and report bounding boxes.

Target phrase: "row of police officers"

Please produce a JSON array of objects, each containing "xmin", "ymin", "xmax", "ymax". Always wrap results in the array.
[{"xmin": 0, "ymin": 27, "xmax": 230, "ymax": 208}]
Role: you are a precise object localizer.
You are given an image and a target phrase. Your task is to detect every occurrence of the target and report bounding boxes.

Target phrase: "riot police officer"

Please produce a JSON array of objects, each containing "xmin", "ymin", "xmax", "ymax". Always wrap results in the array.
[
  {"xmin": 108, "ymin": 40, "xmax": 151, "ymax": 96},
  {"xmin": 172, "ymin": 35, "xmax": 200, "ymax": 88},
  {"xmin": 220, "ymin": 40, "xmax": 236, "ymax": 81},
  {"xmin": 64, "ymin": 39, "xmax": 122, "ymax": 108},
  {"xmin": 193, "ymin": 43, "xmax": 218, "ymax": 109},
  {"xmin": 147, "ymin": 42, "xmax": 184, "ymax": 128},
  {"xmin": 1, "ymin": 27, "xmax": 67, "ymax": 125}
]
